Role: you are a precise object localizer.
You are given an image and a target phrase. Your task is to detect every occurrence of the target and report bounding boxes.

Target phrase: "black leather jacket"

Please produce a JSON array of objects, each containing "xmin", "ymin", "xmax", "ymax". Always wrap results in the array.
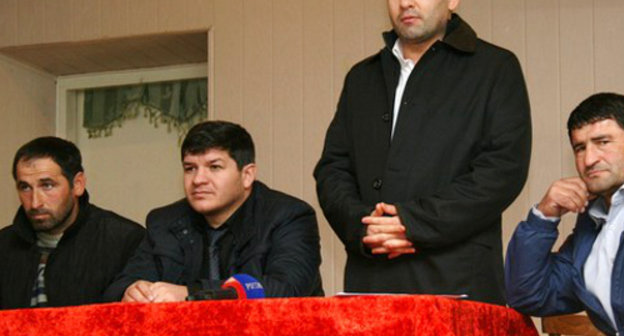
[{"xmin": 104, "ymin": 181, "xmax": 323, "ymax": 300}]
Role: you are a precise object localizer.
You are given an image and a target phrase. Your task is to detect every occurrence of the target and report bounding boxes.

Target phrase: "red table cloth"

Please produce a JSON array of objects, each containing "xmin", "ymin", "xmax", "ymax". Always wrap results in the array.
[{"xmin": 0, "ymin": 295, "xmax": 537, "ymax": 335}]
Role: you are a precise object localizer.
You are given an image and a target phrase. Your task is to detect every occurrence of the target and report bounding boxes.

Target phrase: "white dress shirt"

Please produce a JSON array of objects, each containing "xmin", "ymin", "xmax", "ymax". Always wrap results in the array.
[
  {"xmin": 390, "ymin": 40, "xmax": 415, "ymax": 139},
  {"xmin": 584, "ymin": 188, "xmax": 624, "ymax": 329}
]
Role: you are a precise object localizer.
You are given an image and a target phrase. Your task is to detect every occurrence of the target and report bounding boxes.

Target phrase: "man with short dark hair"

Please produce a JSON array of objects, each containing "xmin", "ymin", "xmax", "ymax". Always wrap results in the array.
[
  {"xmin": 506, "ymin": 93, "xmax": 624, "ymax": 335},
  {"xmin": 0, "ymin": 136, "xmax": 144, "ymax": 309},
  {"xmin": 314, "ymin": 0, "xmax": 531, "ymax": 304},
  {"xmin": 105, "ymin": 121, "xmax": 323, "ymax": 302}
]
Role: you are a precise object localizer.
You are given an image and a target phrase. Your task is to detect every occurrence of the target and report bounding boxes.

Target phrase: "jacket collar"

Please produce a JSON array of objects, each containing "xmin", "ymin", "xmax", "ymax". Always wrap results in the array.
[
  {"xmin": 12, "ymin": 191, "xmax": 91, "ymax": 244},
  {"xmin": 382, "ymin": 13, "xmax": 477, "ymax": 54},
  {"xmin": 183, "ymin": 181, "xmax": 261, "ymax": 248}
]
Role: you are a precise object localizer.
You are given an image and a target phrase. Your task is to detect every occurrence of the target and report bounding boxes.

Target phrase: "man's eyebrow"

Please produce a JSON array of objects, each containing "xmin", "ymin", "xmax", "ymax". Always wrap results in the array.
[
  {"xmin": 38, "ymin": 177, "xmax": 56, "ymax": 184},
  {"xmin": 589, "ymin": 134, "xmax": 612, "ymax": 142}
]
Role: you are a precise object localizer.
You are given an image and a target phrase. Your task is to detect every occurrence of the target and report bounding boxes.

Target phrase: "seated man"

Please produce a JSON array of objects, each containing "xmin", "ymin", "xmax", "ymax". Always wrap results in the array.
[
  {"xmin": 105, "ymin": 121, "xmax": 323, "ymax": 302},
  {"xmin": 505, "ymin": 93, "xmax": 624, "ymax": 335},
  {"xmin": 0, "ymin": 137, "xmax": 145, "ymax": 309}
]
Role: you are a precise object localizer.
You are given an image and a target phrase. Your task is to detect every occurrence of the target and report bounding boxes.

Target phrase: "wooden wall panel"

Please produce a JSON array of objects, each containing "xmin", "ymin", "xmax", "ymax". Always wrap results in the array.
[
  {"xmin": 241, "ymin": 0, "xmax": 273, "ymax": 184},
  {"xmin": 272, "ymin": 0, "xmax": 304, "ymax": 196},
  {"xmin": 458, "ymin": 0, "xmax": 493, "ymax": 41},
  {"xmin": 594, "ymin": 0, "xmax": 624, "ymax": 92},
  {"xmin": 0, "ymin": 0, "xmax": 18, "ymax": 47},
  {"xmin": 0, "ymin": 56, "xmax": 56, "ymax": 226},
  {"xmin": 525, "ymin": 0, "xmax": 561, "ymax": 216},
  {"xmin": 17, "ymin": 0, "xmax": 47, "ymax": 45},
  {"xmin": 491, "ymin": 0, "xmax": 526, "ymax": 64},
  {"xmin": 558, "ymin": 0, "xmax": 595, "ymax": 238},
  {"xmin": 44, "ymin": 0, "xmax": 73, "ymax": 43},
  {"xmin": 70, "ymin": 0, "xmax": 102, "ymax": 41},
  {"xmin": 363, "ymin": 0, "xmax": 390, "ymax": 55},
  {"xmin": 303, "ymin": 0, "xmax": 336, "ymax": 294},
  {"xmin": 213, "ymin": 0, "xmax": 243, "ymax": 123},
  {"xmin": 100, "ymin": 0, "xmax": 129, "ymax": 38},
  {"xmin": 182, "ymin": 0, "xmax": 215, "ymax": 30},
  {"xmin": 126, "ymin": 0, "xmax": 159, "ymax": 35}
]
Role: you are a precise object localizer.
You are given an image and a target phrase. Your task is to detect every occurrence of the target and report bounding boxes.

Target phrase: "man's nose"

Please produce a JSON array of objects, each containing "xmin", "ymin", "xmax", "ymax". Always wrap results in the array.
[
  {"xmin": 399, "ymin": 0, "xmax": 414, "ymax": 9},
  {"xmin": 584, "ymin": 146, "xmax": 600, "ymax": 168},
  {"xmin": 192, "ymin": 168, "xmax": 209, "ymax": 185},
  {"xmin": 31, "ymin": 190, "xmax": 44, "ymax": 209}
]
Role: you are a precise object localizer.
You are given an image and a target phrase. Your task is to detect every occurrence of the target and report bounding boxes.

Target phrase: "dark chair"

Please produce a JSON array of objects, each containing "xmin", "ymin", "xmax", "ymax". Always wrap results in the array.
[{"xmin": 541, "ymin": 313, "xmax": 604, "ymax": 336}]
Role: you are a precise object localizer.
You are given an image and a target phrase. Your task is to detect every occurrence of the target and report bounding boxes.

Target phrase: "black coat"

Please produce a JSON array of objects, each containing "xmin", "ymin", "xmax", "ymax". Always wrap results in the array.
[
  {"xmin": 314, "ymin": 15, "xmax": 531, "ymax": 305},
  {"xmin": 104, "ymin": 181, "xmax": 323, "ymax": 300},
  {"xmin": 0, "ymin": 193, "xmax": 144, "ymax": 309}
]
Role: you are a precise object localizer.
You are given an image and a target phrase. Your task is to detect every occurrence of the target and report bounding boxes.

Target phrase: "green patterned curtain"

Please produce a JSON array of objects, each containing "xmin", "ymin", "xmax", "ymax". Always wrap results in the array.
[{"xmin": 83, "ymin": 78, "xmax": 207, "ymax": 139}]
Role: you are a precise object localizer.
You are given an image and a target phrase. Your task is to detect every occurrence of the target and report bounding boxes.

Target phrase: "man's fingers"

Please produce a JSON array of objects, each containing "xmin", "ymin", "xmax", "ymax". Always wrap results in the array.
[
  {"xmin": 366, "ymin": 223, "xmax": 406, "ymax": 234},
  {"xmin": 383, "ymin": 239, "xmax": 413, "ymax": 249},
  {"xmin": 378, "ymin": 203, "xmax": 398, "ymax": 215},
  {"xmin": 363, "ymin": 232, "xmax": 408, "ymax": 245},
  {"xmin": 123, "ymin": 281, "xmax": 153, "ymax": 302},
  {"xmin": 372, "ymin": 246, "xmax": 416, "ymax": 255},
  {"xmin": 362, "ymin": 215, "xmax": 400, "ymax": 226}
]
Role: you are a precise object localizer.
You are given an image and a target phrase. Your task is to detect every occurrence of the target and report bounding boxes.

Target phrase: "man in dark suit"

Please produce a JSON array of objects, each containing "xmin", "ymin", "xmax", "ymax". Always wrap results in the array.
[
  {"xmin": 105, "ymin": 121, "xmax": 323, "ymax": 302},
  {"xmin": 314, "ymin": 0, "xmax": 531, "ymax": 304}
]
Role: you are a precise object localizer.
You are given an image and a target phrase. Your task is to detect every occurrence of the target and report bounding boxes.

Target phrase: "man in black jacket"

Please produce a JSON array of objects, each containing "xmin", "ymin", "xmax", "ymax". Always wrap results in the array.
[
  {"xmin": 0, "ymin": 137, "xmax": 144, "ymax": 309},
  {"xmin": 314, "ymin": 0, "xmax": 531, "ymax": 304},
  {"xmin": 105, "ymin": 121, "xmax": 323, "ymax": 302}
]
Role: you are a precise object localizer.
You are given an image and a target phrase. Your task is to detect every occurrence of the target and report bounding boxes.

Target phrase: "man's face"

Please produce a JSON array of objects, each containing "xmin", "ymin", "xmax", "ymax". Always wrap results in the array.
[
  {"xmin": 572, "ymin": 118, "xmax": 624, "ymax": 199},
  {"xmin": 387, "ymin": 0, "xmax": 459, "ymax": 43},
  {"xmin": 183, "ymin": 148, "xmax": 255, "ymax": 227},
  {"xmin": 15, "ymin": 158, "xmax": 83, "ymax": 234}
]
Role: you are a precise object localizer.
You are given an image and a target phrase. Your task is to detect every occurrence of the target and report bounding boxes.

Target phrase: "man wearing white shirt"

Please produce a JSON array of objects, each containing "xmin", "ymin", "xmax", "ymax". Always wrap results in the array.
[{"xmin": 506, "ymin": 92, "xmax": 624, "ymax": 335}]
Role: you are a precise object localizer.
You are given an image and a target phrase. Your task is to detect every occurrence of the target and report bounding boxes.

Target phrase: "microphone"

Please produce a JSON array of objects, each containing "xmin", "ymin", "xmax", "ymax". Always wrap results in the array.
[
  {"xmin": 222, "ymin": 274, "xmax": 265, "ymax": 299},
  {"xmin": 186, "ymin": 274, "xmax": 265, "ymax": 301}
]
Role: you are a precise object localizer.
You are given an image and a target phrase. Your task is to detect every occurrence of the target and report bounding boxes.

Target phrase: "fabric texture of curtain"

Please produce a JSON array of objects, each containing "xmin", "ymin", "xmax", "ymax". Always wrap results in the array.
[{"xmin": 83, "ymin": 78, "xmax": 207, "ymax": 139}]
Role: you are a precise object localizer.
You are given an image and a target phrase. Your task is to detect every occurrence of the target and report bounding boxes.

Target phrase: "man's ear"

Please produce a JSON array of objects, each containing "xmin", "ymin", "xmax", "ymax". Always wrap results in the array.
[
  {"xmin": 241, "ymin": 163, "xmax": 257, "ymax": 189},
  {"xmin": 449, "ymin": 0, "xmax": 460, "ymax": 11},
  {"xmin": 71, "ymin": 172, "xmax": 86, "ymax": 197}
]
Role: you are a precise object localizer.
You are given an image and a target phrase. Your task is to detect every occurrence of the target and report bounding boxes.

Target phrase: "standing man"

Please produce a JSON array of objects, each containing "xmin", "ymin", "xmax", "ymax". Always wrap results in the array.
[
  {"xmin": 506, "ymin": 93, "xmax": 624, "ymax": 335},
  {"xmin": 315, "ymin": 0, "xmax": 531, "ymax": 304},
  {"xmin": 105, "ymin": 121, "xmax": 323, "ymax": 302},
  {"xmin": 0, "ymin": 137, "xmax": 144, "ymax": 309}
]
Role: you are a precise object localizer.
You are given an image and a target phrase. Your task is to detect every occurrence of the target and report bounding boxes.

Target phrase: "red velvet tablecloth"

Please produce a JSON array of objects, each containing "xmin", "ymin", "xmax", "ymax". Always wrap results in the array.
[{"xmin": 0, "ymin": 295, "xmax": 537, "ymax": 336}]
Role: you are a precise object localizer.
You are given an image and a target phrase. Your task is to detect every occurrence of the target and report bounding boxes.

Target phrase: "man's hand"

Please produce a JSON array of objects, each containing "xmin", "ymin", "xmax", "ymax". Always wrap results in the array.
[
  {"xmin": 122, "ymin": 280, "xmax": 189, "ymax": 303},
  {"xmin": 362, "ymin": 202, "xmax": 416, "ymax": 259},
  {"xmin": 148, "ymin": 282, "xmax": 189, "ymax": 303},
  {"xmin": 537, "ymin": 177, "xmax": 593, "ymax": 217},
  {"xmin": 122, "ymin": 280, "xmax": 154, "ymax": 303}
]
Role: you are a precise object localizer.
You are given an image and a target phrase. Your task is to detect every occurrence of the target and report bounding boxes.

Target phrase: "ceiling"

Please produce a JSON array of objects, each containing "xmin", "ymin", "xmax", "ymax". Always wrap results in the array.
[{"xmin": 0, "ymin": 31, "xmax": 208, "ymax": 76}]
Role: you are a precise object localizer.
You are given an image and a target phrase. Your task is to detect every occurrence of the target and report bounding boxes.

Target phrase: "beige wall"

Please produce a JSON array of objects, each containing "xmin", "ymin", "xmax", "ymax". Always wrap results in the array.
[
  {"xmin": 0, "ymin": 0, "xmax": 624, "ymax": 303},
  {"xmin": 0, "ymin": 55, "xmax": 55, "ymax": 227}
]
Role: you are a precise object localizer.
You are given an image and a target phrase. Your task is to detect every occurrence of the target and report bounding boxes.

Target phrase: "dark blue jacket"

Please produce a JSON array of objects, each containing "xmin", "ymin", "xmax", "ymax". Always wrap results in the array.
[
  {"xmin": 505, "ymin": 210, "xmax": 624, "ymax": 335},
  {"xmin": 104, "ymin": 181, "xmax": 323, "ymax": 300}
]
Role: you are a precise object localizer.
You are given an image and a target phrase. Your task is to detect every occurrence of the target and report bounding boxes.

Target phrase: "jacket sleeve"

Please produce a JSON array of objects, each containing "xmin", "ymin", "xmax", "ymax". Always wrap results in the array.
[
  {"xmin": 314, "ymin": 75, "xmax": 374, "ymax": 255},
  {"xmin": 505, "ymin": 210, "xmax": 584, "ymax": 315},
  {"xmin": 397, "ymin": 55, "xmax": 531, "ymax": 248},
  {"xmin": 255, "ymin": 204, "xmax": 322, "ymax": 297},
  {"xmin": 102, "ymin": 218, "xmax": 166, "ymax": 301}
]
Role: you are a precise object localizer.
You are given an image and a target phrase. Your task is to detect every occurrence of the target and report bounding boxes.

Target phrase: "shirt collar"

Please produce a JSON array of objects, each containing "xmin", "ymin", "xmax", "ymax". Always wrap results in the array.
[
  {"xmin": 382, "ymin": 13, "xmax": 477, "ymax": 54},
  {"xmin": 391, "ymin": 40, "xmax": 415, "ymax": 68},
  {"xmin": 588, "ymin": 184, "xmax": 624, "ymax": 228}
]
